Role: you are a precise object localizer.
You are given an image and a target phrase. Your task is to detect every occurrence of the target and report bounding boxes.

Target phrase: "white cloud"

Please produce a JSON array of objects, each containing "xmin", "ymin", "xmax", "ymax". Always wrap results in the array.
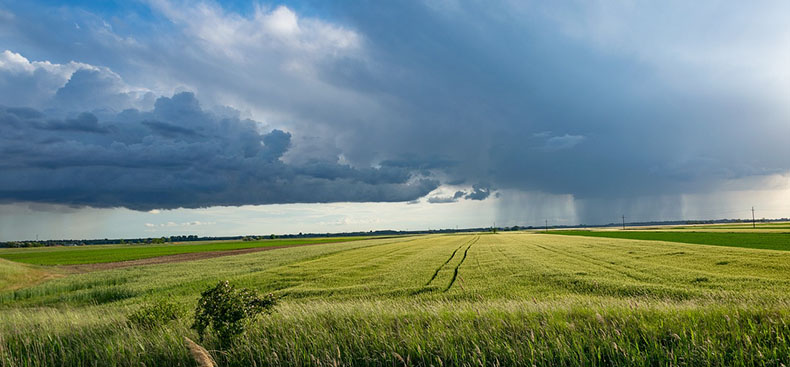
[
  {"xmin": 130, "ymin": 0, "xmax": 379, "ymax": 166},
  {"xmin": 0, "ymin": 50, "xmax": 92, "ymax": 107},
  {"xmin": 263, "ymin": 6, "xmax": 299, "ymax": 37},
  {"xmin": 544, "ymin": 2, "xmax": 790, "ymax": 97},
  {"xmin": 0, "ymin": 50, "xmax": 151, "ymax": 111},
  {"xmin": 147, "ymin": 1, "xmax": 360, "ymax": 60},
  {"xmin": 541, "ymin": 134, "xmax": 586, "ymax": 151},
  {"xmin": 0, "ymin": 50, "xmax": 98, "ymax": 79}
]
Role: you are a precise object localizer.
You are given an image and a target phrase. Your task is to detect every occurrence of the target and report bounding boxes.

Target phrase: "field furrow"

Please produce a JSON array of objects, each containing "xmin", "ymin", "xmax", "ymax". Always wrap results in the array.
[
  {"xmin": 443, "ymin": 236, "xmax": 478, "ymax": 291},
  {"xmin": 425, "ymin": 238, "xmax": 470, "ymax": 286}
]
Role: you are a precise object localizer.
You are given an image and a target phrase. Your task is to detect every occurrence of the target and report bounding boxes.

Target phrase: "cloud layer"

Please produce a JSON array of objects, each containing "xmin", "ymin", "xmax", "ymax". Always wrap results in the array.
[
  {"xmin": 0, "ymin": 90, "xmax": 438, "ymax": 210},
  {"xmin": 2, "ymin": 1, "xmax": 790, "ymax": 223}
]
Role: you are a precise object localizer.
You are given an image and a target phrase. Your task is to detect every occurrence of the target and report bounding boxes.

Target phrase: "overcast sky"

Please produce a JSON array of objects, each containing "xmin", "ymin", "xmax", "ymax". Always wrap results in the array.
[{"xmin": 2, "ymin": 0, "xmax": 790, "ymax": 241}]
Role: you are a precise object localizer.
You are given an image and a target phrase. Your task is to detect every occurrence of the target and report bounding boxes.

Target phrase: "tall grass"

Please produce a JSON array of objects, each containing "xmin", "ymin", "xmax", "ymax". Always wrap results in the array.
[
  {"xmin": 2, "ymin": 233, "xmax": 790, "ymax": 365},
  {"xmin": 2, "ymin": 301, "xmax": 789, "ymax": 366},
  {"xmin": 0, "ymin": 258, "xmax": 52, "ymax": 292}
]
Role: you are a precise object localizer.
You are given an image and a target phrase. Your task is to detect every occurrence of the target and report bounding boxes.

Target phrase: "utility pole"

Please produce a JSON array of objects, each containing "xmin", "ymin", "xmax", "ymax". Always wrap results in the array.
[
  {"xmin": 752, "ymin": 206, "xmax": 756, "ymax": 229},
  {"xmin": 622, "ymin": 215, "xmax": 626, "ymax": 230},
  {"xmin": 545, "ymin": 219, "xmax": 548, "ymax": 232}
]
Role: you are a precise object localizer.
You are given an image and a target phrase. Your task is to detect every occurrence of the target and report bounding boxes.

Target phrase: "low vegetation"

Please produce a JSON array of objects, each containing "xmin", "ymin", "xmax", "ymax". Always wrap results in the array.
[
  {"xmin": 1, "ymin": 232, "xmax": 789, "ymax": 365},
  {"xmin": 192, "ymin": 280, "xmax": 276, "ymax": 346},
  {"xmin": 0, "ymin": 258, "xmax": 54, "ymax": 291},
  {"xmin": 127, "ymin": 299, "xmax": 184, "ymax": 329},
  {"xmin": 545, "ymin": 230, "xmax": 790, "ymax": 251},
  {"xmin": 0, "ymin": 237, "xmax": 367, "ymax": 265}
]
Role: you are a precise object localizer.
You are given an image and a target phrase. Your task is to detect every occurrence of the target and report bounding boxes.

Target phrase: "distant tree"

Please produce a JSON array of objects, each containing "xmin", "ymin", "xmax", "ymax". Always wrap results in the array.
[{"xmin": 270, "ymin": 234, "xmax": 277, "ymax": 239}]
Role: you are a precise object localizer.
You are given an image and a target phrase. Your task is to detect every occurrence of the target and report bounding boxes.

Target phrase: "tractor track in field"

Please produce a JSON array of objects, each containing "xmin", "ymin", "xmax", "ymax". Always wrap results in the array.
[
  {"xmin": 425, "ymin": 238, "xmax": 472, "ymax": 286},
  {"xmin": 444, "ymin": 236, "xmax": 478, "ymax": 292}
]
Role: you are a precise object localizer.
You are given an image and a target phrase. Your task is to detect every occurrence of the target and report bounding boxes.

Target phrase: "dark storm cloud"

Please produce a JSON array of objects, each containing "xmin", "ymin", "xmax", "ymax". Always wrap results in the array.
[
  {"xmin": 43, "ymin": 112, "xmax": 109, "ymax": 133},
  {"xmin": 427, "ymin": 196, "xmax": 457, "ymax": 204},
  {"xmin": 3, "ymin": 2, "xmax": 790, "ymax": 222},
  {"xmin": 261, "ymin": 129, "xmax": 291, "ymax": 161},
  {"xmin": 426, "ymin": 188, "xmax": 484, "ymax": 204},
  {"xmin": 0, "ymin": 92, "xmax": 439, "ymax": 210},
  {"xmin": 464, "ymin": 185, "xmax": 491, "ymax": 201},
  {"xmin": 141, "ymin": 120, "xmax": 198, "ymax": 137},
  {"xmin": 308, "ymin": 1, "xmax": 790, "ymax": 219}
]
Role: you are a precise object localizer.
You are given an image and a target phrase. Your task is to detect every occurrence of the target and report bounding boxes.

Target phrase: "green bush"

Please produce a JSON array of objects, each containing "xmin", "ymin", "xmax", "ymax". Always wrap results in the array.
[
  {"xmin": 192, "ymin": 280, "xmax": 276, "ymax": 346},
  {"xmin": 127, "ymin": 299, "xmax": 183, "ymax": 328}
]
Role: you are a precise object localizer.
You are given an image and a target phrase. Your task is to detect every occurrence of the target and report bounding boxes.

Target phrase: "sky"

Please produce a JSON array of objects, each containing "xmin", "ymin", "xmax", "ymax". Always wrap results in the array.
[{"xmin": 1, "ymin": 0, "xmax": 790, "ymax": 241}]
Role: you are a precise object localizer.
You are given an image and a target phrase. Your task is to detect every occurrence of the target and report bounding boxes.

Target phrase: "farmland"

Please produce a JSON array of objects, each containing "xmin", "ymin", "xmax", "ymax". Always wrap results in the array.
[
  {"xmin": 2, "ymin": 232, "xmax": 790, "ymax": 366},
  {"xmin": 545, "ymin": 230, "xmax": 790, "ymax": 251},
  {"xmin": 0, "ymin": 237, "xmax": 367, "ymax": 265},
  {"xmin": 0, "ymin": 258, "xmax": 53, "ymax": 291}
]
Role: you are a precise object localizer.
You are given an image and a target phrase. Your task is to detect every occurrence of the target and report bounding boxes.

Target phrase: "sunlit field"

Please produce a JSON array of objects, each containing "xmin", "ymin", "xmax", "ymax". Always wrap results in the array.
[
  {"xmin": 545, "ymin": 230, "xmax": 790, "ymax": 251},
  {"xmin": 2, "ymin": 231, "xmax": 790, "ymax": 366},
  {"xmin": 0, "ymin": 237, "xmax": 368, "ymax": 265}
]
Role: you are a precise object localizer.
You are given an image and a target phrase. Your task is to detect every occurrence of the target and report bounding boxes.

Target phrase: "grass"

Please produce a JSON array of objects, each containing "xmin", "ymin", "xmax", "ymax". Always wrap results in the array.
[
  {"xmin": 621, "ymin": 222, "xmax": 790, "ymax": 232},
  {"xmin": 0, "ymin": 258, "xmax": 55, "ymax": 291},
  {"xmin": 670, "ymin": 222, "xmax": 790, "ymax": 230},
  {"xmin": 0, "ymin": 237, "xmax": 368, "ymax": 265},
  {"xmin": 2, "ymin": 233, "xmax": 790, "ymax": 365},
  {"xmin": 545, "ymin": 230, "xmax": 790, "ymax": 251}
]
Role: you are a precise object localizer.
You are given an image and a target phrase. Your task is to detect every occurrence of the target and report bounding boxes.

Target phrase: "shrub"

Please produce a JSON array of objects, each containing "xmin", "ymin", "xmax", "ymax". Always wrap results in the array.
[
  {"xmin": 127, "ymin": 299, "xmax": 183, "ymax": 328},
  {"xmin": 192, "ymin": 281, "xmax": 276, "ymax": 346}
]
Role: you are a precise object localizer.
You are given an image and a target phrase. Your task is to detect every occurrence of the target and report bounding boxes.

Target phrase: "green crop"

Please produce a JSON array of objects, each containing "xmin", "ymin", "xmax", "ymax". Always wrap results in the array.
[
  {"xmin": 2, "ymin": 233, "xmax": 790, "ymax": 366},
  {"xmin": 546, "ymin": 230, "xmax": 790, "ymax": 251},
  {"xmin": 0, "ymin": 237, "xmax": 368, "ymax": 265}
]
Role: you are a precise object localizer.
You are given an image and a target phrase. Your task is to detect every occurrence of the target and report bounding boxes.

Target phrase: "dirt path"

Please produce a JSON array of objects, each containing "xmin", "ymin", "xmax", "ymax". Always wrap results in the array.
[{"xmin": 61, "ymin": 242, "xmax": 331, "ymax": 273}]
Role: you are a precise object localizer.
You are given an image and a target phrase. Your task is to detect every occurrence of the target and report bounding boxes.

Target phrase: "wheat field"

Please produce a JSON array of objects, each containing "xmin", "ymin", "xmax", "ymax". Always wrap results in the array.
[{"xmin": 2, "ymin": 232, "xmax": 790, "ymax": 366}]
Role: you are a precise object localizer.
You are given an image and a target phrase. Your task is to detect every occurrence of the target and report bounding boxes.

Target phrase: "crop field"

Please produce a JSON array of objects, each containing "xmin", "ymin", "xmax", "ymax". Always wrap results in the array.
[
  {"xmin": 619, "ymin": 222, "xmax": 790, "ymax": 232},
  {"xmin": 0, "ymin": 258, "xmax": 53, "ymax": 291},
  {"xmin": 667, "ymin": 222, "xmax": 790, "ymax": 230},
  {"xmin": 0, "ymin": 237, "xmax": 367, "ymax": 265},
  {"xmin": 546, "ymin": 230, "xmax": 790, "ymax": 251},
  {"xmin": 2, "ymin": 232, "xmax": 790, "ymax": 366}
]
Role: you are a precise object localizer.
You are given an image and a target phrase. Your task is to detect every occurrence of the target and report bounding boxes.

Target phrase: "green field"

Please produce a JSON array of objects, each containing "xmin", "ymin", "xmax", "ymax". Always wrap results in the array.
[
  {"xmin": 669, "ymin": 222, "xmax": 790, "ymax": 230},
  {"xmin": 0, "ymin": 237, "xmax": 367, "ymax": 265},
  {"xmin": 0, "ymin": 258, "xmax": 53, "ymax": 291},
  {"xmin": 546, "ymin": 230, "xmax": 790, "ymax": 251},
  {"xmin": 2, "ymin": 232, "xmax": 790, "ymax": 366}
]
